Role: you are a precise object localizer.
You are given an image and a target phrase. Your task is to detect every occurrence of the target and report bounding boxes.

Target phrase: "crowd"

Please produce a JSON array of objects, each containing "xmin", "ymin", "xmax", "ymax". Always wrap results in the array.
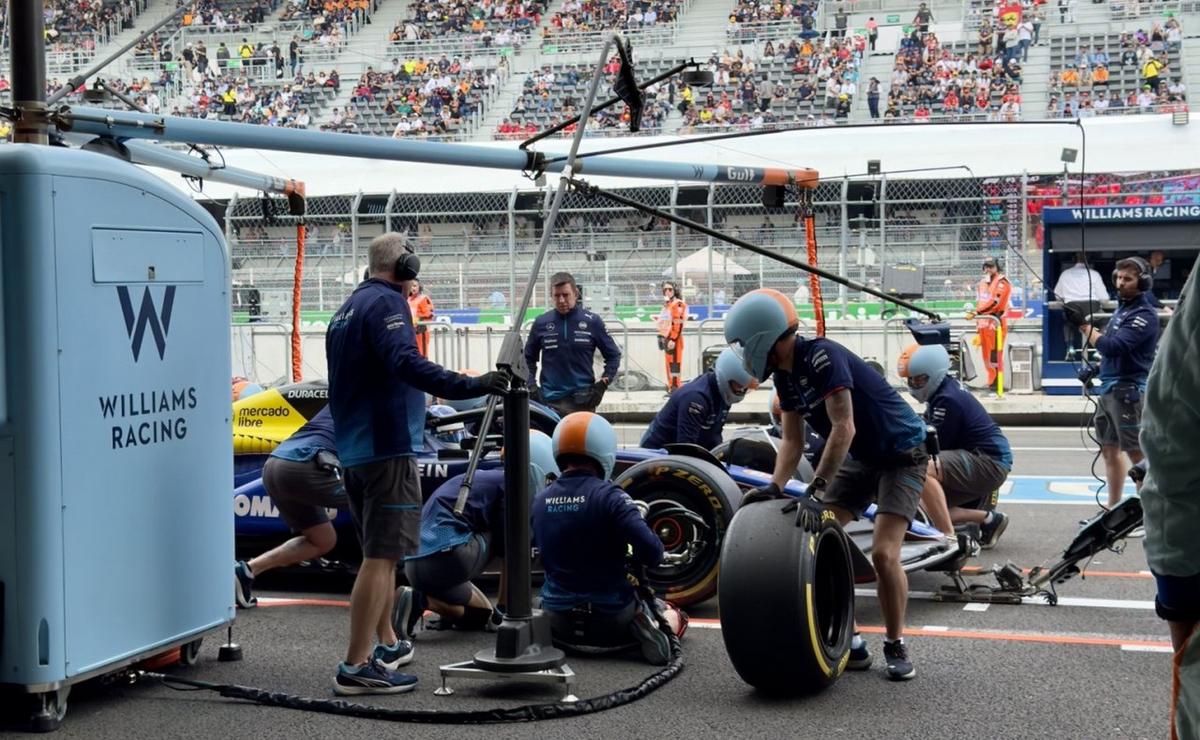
[
  {"xmin": 389, "ymin": 0, "xmax": 543, "ymax": 49},
  {"xmin": 279, "ymin": 0, "xmax": 373, "ymax": 55},
  {"xmin": 1048, "ymin": 20, "xmax": 1186, "ymax": 118},
  {"xmin": 498, "ymin": 58, "xmax": 669, "ymax": 137},
  {"xmin": 726, "ymin": 0, "xmax": 820, "ymax": 41},
  {"xmin": 158, "ymin": 68, "xmax": 339, "ymax": 126},
  {"xmin": 340, "ymin": 55, "xmax": 503, "ymax": 137},
  {"xmin": 880, "ymin": 30, "xmax": 1024, "ymax": 123},
  {"xmin": 541, "ymin": 0, "xmax": 682, "ymax": 41},
  {"xmin": 678, "ymin": 37, "xmax": 864, "ymax": 130}
]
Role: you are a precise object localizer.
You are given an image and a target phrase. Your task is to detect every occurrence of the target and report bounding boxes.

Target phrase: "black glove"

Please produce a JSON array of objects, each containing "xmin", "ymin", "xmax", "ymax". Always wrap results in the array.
[
  {"xmin": 529, "ymin": 384, "xmax": 544, "ymax": 403},
  {"xmin": 589, "ymin": 380, "xmax": 608, "ymax": 407},
  {"xmin": 782, "ymin": 495, "xmax": 828, "ymax": 533},
  {"xmin": 476, "ymin": 371, "xmax": 508, "ymax": 396},
  {"xmin": 740, "ymin": 481, "xmax": 784, "ymax": 507}
]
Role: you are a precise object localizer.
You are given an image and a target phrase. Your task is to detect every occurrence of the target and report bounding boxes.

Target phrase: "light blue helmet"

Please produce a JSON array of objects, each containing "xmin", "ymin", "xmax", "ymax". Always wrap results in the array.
[
  {"xmin": 553, "ymin": 412, "xmax": 618, "ymax": 480},
  {"xmin": 723, "ymin": 289, "xmax": 799, "ymax": 382},
  {"xmin": 528, "ymin": 430, "xmax": 560, "ymax": 494},
  {"xmin": 714, "ymin": 347, "xmax": 758, "ymax": 406},
  {"xmin": 897, "ymin": 343, "xmax": 950, "ymax": 403}
]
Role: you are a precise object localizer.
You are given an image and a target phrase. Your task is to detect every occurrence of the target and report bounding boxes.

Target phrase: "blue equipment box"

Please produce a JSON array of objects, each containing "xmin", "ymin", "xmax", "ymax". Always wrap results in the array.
[{"xmin": 0, "ymin": 146, "xmax": 233, "ymax": 698}]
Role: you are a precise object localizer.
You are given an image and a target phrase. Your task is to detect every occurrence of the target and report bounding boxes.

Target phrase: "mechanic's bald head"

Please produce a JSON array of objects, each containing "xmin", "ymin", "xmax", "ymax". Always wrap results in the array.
[{"xmin": 368, "ymin": 232, "xmax": 411, "ymax": 283}]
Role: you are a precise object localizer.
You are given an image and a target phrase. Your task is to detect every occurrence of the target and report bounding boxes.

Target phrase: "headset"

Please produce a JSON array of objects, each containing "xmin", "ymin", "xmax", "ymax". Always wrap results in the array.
[
  {"xmin": 1112, "ymin": 255, "xmax": 1152, "ymax": 293},
  {"xmin": 361, "ymin": 245, "xmax": 421, "ymax": 283},
  {"xmin": 394, "ymin": 246, "xmax": 421, "ymax": 281}
]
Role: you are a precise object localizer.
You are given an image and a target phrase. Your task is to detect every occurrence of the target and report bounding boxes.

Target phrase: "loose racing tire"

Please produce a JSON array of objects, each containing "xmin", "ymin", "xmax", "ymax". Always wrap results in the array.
[
  {"xmin": 718, "ymin": 500, "xmax": 855, "ymax": 695},
  {"xmin": 614, "ymin": 455, "xmax": 741, "ymax": 608}
]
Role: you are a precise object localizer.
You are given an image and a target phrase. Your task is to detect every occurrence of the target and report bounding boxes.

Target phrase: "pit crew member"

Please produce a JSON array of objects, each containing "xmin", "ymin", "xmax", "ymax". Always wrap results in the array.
[
  {"xmin": 533, "ymin": 412, "xmax": 687, "ymax": 665},
  {"xmin": 726, "ymin": 288, "xmax": 926, "ymax": 681},
  {"xmin": 897, "ymin": 343, "xmax": 1013, "ymax": 548},
  {"xmin": 640, "ymin": 347, "xmax": 757, "ymax": 450},
  {"xmin": 524, "ymin": 272, "xmax": 622, "ymax": 418},
  {"xmin": 325, "ymin": 232, "xmax": 506, "ymax": 695}
]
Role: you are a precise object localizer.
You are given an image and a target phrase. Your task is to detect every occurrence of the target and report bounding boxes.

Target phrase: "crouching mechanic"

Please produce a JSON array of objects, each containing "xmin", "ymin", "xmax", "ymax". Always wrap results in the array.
[
  {"xmin": 524, "ymin": 272, "xmax": 622, "ymax": 418},
  {"xmin": 235, "ymin": 406, "xmax": 343, "ymax": 608},
  {"xmin": 898, "ymin": 343, "xmax": 1013, "ymax": 549},
  {"xmin": 726, "ymin": 288, "xmax": 927, "ymax": 681},
  {"xmin": 533, "ymin": 412, "xmax": 688, "ymax": 665},
  {"xmin": 640, "ymin": 347, "xmax": 757, "ymax": 450},
  {"xmin": 396, "ymin": 431, "xmax": 560, "ymax": 638}
]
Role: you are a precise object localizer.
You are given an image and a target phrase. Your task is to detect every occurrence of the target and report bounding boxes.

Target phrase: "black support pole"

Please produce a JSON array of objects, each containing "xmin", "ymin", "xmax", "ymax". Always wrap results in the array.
[{"xmin": 10, "ymin": 0, "xmax": 49, "ymax": 144}]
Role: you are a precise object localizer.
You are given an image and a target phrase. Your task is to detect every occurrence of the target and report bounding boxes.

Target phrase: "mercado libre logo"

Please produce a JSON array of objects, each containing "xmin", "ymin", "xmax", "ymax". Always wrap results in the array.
[{"xmin": 116, "ymin": 285, "xmax": 176, "ymax": 362}]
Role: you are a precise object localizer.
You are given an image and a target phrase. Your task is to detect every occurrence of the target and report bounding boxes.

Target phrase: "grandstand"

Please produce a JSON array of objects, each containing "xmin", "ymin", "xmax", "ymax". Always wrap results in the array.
[{"xmin": 3, "ymin": 0, "xmax": 1195, "ymax": 138}]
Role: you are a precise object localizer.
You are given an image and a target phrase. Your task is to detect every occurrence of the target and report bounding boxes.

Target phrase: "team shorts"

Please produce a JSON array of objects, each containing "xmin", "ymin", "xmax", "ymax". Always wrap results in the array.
[
  {"xmin": 935, "ymin": 449, "xmax": 1010, "ymax": 510},
  {"xmin": 404, "ymin": 533, "xmax": 491, "ymax": 605},
  {"xmin": 819, "ymin": 446, "xmax": 928, "ymax": 523},
  {"xmin": 1093, "ymin": 385, "xmax": 1144, "ymax": 452},
  {"xmin": 261, "ymin": 456, "xmax": 346, "ymax": 532},
  {"xmin": 344, "ymin": 456, "xmax": 420, "ymax": 562}
]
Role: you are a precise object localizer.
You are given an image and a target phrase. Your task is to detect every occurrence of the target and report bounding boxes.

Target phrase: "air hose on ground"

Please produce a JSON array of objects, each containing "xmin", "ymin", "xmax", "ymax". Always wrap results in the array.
[{"xmin": 140, "ymin": 609, "xmax": 683, "ymax": 725}]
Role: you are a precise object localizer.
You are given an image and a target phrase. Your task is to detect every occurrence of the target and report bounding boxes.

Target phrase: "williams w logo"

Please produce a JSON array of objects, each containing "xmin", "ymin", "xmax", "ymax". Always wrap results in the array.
[{"xmin": 117, "ymin": 285, "xmax": 176, "ymax": 362}]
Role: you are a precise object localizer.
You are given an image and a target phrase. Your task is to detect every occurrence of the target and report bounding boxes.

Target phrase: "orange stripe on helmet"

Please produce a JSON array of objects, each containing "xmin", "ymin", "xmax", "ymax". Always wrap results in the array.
[
  {"xmin": 896, "ymin": 343, "xmax": 918, "ymax": 378},
  {"xmin": 556, "ymin": 412, "xmax": 593, "ymax": 456},
  {"xmin": 749, "ymin": 288, "xmax": 799, "ymax": 327}
]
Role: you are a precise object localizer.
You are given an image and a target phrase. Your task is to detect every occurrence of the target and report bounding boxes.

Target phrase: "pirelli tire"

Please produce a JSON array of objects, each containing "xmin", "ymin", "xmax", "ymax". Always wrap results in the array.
[
  {"xmin": 718, "ymin": 500, "xmax": 855, "ymax": 694},
  {"xmin": 613, "ymin": 455, "xmax": 740, "ymax": 608}
]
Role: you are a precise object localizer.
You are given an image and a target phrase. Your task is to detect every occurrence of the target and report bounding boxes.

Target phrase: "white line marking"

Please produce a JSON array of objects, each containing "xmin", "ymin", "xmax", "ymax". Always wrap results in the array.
[
  {"xmin": 922, "ymin": 625, "xmax": 950, "ymax": 631},
  {"xmin": 855, "ymin": 589, "xmax": 1154, "ymax": 610},
  {"xmin": 1010, "ymin": 447, "xmax": 1097, "ymax": 452},
  {"xmin": 689, "ymin": 621, "xmax": 722, "ymax": 630},
  {"xmin": 1000, "ymin": 499, "xmax": 1105, "ymax": 506},
  {"xmin": 1120, "ymin": 645, "xmax": 1174, "ymax": 654},
  {"xmin": 963, "ymin": 603, "xmax": 990, "ymax": 612}
]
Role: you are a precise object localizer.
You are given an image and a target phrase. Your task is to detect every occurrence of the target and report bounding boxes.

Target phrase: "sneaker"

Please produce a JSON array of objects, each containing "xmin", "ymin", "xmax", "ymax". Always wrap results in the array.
[
  {"xmin": 333, "ymin": 659, "xmax": 417, "ymax": 696},
  {"xmin": 392, "ymin": 586, "xmax": 426, "ymax": 641},
  {"xmin": 979, "ymin": 511, "xmax": 1009, "ymax": 550},
  {"xmin": 847, "ymin": 632, "xmax": 872, "ymax": 670},
  {"xmin": 234, "ymin": 561, "xmax": 256, "ymax": 609},
  {"xmin": 883, "ymin": 640, "xmax": 916, "ymax": 681},
  {"xmin": 629, "ymin": 604, "xmax": 671, "ymax": 666},
  {"xmin": 372, "ymin": 639, "xmax": 415, "ymax": 670},
  {"xmin": 1126, "ymin": 526, "xmax": 1145, "ymax": 539}
]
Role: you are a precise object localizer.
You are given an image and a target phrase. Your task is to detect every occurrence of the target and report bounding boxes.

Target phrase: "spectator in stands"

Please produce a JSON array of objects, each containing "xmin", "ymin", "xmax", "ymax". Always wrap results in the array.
[
  {"xmin": 868, "ymin": 77, "xmax": 880, "ymax": 118},
  {"xmin": 912, "ymin": 2, "xmax": 933, "ymax": 36},
  {"xmin": 1017, "ymin": 16, "xmax": 1033, "ymax": 62},
  {"xmin": 833, "ymin": 4, "xmax": 848, "ymax": 39},
  {"xmin": 1143, "ymin": 52, "xmax": 1167, "ymax": 92},
  {"xmin": 867, "ymin": 17, "xmax": 878, "ymax": 51}
]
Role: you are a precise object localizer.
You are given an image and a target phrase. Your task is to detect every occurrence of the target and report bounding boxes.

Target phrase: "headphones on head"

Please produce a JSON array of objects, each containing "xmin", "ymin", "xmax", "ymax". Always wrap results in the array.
[
  {"xmin": 1113, "ymin": 256, "xmax": 1152, "ymax": 292},
  {"xmin": 394, "ymin": 246, "xmax": 421, "ymax": 282}
]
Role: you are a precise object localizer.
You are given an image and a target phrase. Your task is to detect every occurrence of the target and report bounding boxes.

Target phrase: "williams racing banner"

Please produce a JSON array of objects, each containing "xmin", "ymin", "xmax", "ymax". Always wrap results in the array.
[{"xmin": 1042, "ymin": 205, "xmax": 1200, "ymax": 224}]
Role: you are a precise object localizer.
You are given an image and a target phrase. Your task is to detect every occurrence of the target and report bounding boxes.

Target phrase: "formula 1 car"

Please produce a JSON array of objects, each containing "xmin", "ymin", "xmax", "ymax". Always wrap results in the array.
[{"xmin": 232, "ymin": 381, "xmax": 965, "ymax": 607}]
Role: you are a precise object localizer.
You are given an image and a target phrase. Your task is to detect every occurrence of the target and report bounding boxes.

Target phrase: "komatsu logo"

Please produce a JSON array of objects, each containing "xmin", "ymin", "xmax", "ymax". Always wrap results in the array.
[{"xmin": 117, "ymin": 285, "xmax": 176, "ymax": 362}]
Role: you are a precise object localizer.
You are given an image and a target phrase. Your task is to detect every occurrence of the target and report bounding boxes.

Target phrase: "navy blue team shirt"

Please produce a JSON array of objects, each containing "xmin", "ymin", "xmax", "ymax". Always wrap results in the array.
[
  {"xmin": 774, "ymin": 337, "xmax": 926, "ymax": 465},
  {"xmin": 524, "ymin": 305, "xmax": 622, "ymax": 401},
  {"xmin": 326, "ymin": 278, "xmax": 482, "ymax": 468},
  {"xmin": 925, "ymin": 377, "xmax": 1013, "ymax": 468},
  {"xmin": 532, "ymin": 470, "xmax": 663, "ymax": 613},
  {"xmin": 1095, "ymin": 291, "xmax": 1159, "ymax": 394},
  {"xmin": 270, "ymin": 407, "xmax": 337, "ymax": 462},
  {"xmin": 640, "ymin": 372, "xmax": 729, "ymax": 450},
  {"xmin": 410, "ymin": 469, "xmax": 506, "ymax": 558}
]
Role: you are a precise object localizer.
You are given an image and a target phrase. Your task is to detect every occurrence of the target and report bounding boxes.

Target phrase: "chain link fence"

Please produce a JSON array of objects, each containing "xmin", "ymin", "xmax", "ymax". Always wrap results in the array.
[{"xmin": 225, "ymin": 169, "xmax": 1200, "ymax": 324}]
